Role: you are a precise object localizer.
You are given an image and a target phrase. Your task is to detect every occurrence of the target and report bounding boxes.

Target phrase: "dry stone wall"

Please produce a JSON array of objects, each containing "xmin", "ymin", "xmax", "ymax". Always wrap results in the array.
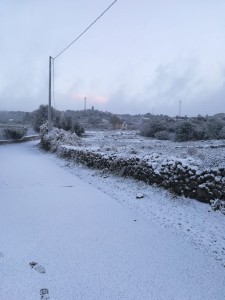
[
  {"xmin": 0, "ymin": 135, "xmax": 39, "ymax": 145},
  {"xmin": 58, "ymin": 146, "xmax": 225, "ymax": 203}
]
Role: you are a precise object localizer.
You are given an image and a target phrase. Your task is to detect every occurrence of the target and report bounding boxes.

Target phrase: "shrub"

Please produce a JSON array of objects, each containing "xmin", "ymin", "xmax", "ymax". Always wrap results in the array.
[
  {"xmin": 175, "ymin": 121, "xmax": 196, "ymax": 142},
  {"xmin": 206, "ymin": 119, "xmax": 224, "ymax": 139},
  {"xmin": 31, "ymin": 105, "xmax": 49, "ymax": 132},
  {"xmin": 110, "ymin": 115, "xmax": 123, "ymax": 129},
  {"xmin": 218, "ymin": 126, "xmax": 225, "ymax": 139},
  {"xmin": 154, "ymin": 130, "xmax": 170, "ymax": 140},
  {"xmin": 140, "ymin": 120, "xmax": 167, "ymax": 137},
  {"xmin": 3, "ymin": 127, "xmax": 27, "ymax": 140},
  {"xmin": 60, "ymin": 114, "xmax": 73, "ymax": 131},
  {"xmin": 73, "ymin": 122, "xmax": 85, "ymax": 137},
  {"xmin": 60, "ymin": 114, "xmax": 84, "ymax": 136},
  {"xmin": 31, "ymin": 106, "xmax": 85, "ymax": 136},
  {"xmin": 31, "ymin": 105, "xmax": 60, "ymax": 132}
]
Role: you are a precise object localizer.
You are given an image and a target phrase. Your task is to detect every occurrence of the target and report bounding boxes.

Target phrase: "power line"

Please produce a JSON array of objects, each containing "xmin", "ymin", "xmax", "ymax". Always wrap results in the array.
[{"xmin": 54, "ymin": 0, "xmax": 118, "ymax": 60}]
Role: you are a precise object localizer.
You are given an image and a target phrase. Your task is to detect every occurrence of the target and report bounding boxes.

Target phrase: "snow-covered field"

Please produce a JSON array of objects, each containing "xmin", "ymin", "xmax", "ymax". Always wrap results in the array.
[
  {"xmin": 82, "ymin": 130, "xmax": 225, "ymax": 170},
  {"xmin": 1, "ymin": 140, "xmax": 225, "ymax": 299}
]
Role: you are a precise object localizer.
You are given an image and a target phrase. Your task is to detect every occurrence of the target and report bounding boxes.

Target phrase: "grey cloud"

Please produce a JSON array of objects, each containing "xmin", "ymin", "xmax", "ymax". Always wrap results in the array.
[{"xmin": 105, "ymin": 59, "xmax": 225, "ymax": 116}]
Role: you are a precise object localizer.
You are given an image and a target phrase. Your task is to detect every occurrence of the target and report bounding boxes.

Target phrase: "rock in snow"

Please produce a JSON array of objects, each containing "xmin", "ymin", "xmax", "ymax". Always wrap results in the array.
[{"xmin": 136, "ymin": 193, "xmax": 144, "ymax": 199}]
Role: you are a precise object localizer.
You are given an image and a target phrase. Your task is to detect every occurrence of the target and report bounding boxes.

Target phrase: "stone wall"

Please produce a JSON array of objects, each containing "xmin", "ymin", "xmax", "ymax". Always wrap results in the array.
[
  {"xmin": 56, "ymin": 145, "xmax": 225, "ymax": 203},
  {"xmin": 0, "ymin": 135, "xmax": 40, "ymax": 145}
]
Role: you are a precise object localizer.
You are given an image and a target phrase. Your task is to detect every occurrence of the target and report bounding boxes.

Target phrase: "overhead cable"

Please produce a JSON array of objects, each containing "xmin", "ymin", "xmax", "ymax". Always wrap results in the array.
[{"xmin": 54, "ymin": 0, "xmax": 118, "ymax": 60}]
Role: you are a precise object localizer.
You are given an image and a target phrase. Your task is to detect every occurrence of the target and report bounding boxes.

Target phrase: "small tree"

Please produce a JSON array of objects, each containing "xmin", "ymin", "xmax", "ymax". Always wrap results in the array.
[
  {"xmin": 110, "ymin": 115, "xmax": 123, "ymax": 129},
  {"xmin": 31, "ymin": 105, "xmax": 61, "ymax": 132},
  {"xmin": 140, "ymin": 119, "xmax": 167, "ymax": 137},
  {"xmin": 61, "ymin": 114, "xmax": 72, "ymax": 131},
  {"xmin": 175, "ymin": 121, "xmax": 196, "ymax": 141},
  {"xmin": 73, "ymin": 122, "xmax": 85, "ymax": 136},
  {"xmin": 206, "ymin": 118, "xmax": 224, "ymax": 139},
  {"xmin": 31, "ymin": 105, "xmax": 49, "ymax": 132}
]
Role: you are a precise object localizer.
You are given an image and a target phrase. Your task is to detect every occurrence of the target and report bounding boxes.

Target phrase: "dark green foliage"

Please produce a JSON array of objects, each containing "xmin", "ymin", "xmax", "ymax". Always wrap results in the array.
[
  {"xmin": 140, "ymin": 114, "xmax": 225, "ymax": 142},
  {"xmin": 175, "ymin": 121, "xmax": 197, "ymax": 141},
  {"xmin": 154, "ymin": 130, "xmax": 170, "ymax": 140},
  {"xmin": 206, "ymin": 119, "xmax": 224, "ymax": 139},
  {"xmin": 31, "ymin": 105, "xmax": 85, "ymax": 136},
  {"xmin": 219, "ymin": 126, "xmax": 225, "ymax": 139},
  {"xmin": 58, "ymin": 113, "xmax": 85, "ymax": 136},
  {"xmin": 3, "ymin": 127, "xmax": 27, "ymax": 139},
  {"xmin": 31, "ymin": 105, "xmax": 49, "ymax": 132},
  {"xmin": 110, "ymin": 115, "xmax": 123, "ymax": 129},
  {"xmin": 73, "ymin": 122, "xmax": 85, "ymax": 136},
  {"xmin": 174, "ymin": 117, "xmax": 225, "ymax": 141},
  {"xmin": 60, "ymin": 114, "xmax": 73, "ymax": 131},
  {"xmin": 140, "ymin": 118, "xmax": 167, "ymax": 137}
]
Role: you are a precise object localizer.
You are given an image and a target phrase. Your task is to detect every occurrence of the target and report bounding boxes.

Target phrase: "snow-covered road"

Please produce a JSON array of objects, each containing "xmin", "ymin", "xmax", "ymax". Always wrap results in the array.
[{"xmin": 0, "ymin": 141, "xmax": 225, "ymax": 300}]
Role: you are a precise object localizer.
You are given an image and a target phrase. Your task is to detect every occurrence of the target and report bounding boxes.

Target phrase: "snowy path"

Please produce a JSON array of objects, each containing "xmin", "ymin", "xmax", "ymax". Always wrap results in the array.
[{"xmin": 0, "ymin": 141, "xmax": 225, "ymax": 300}]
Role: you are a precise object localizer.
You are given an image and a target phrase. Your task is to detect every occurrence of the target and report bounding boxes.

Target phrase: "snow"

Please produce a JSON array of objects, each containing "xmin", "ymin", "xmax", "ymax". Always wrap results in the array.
[
  {"xmin": 81, "ymin": 130, "xmax": 225, "ymax": 170},
  {"xmin": 0, "ymin": 141, "xmax": 225, "ymax": 299}
]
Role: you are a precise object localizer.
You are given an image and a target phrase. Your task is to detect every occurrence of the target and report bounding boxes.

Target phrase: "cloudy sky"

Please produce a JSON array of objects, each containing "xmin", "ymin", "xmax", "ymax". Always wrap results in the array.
[{"xmin": 1, "ymin": 0, "xmax": 225, "ymax": 116}]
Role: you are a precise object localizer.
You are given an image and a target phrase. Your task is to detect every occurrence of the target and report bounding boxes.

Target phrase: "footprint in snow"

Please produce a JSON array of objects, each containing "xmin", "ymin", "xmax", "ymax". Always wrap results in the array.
[
  {"xmin": 40, "ymin": 288, "xmax": 50, "ymax": 299},
  {"xmin": 0, "ymin": 252, "xmax": 4, "ymax": 258},
  {"xmin": 29, "ymin": 262, "xmax": 46, "ymax": 273}
]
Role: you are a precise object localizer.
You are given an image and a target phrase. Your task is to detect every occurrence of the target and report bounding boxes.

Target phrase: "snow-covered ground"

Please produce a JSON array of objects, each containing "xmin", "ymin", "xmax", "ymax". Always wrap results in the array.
[
  {"xmin": 0, "ymin": 141, "xmax": 225, "ymax": 299},
  {"xmin": 56, "ymin": 158, "xmax": 225, "ymax": 267},
  {"xmin": 82, "ymin": 130, "xmax": 225, "ymax": 170}
]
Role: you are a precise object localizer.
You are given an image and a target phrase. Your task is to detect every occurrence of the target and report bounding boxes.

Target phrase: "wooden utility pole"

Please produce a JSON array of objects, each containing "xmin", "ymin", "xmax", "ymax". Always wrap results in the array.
[{"xmin": 48, "ymin": 56, "xmax": 52, "ymax": 131}]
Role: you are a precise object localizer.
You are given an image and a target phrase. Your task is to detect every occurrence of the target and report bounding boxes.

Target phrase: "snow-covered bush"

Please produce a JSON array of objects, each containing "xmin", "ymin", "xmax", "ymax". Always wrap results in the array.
[
  {"xmin": 175, "ymin": 122, "xmax": 197, "ymax": 141},
  {"xmin": 3, "ymin": 127, "xmax": 27, "ymax": 140},
  {"xmin": 206, "ymin": 119, "xmax": 224, "ymax": 139},
  {"xmin": 41, "ymin": 128, "xmax": 81, "ymax": 152},
  {"xmin": 32, "ymin": 105, "xmax": 85, "ymax": 136},
  {"xmin": 140, "ymin": 119, "xmax": 167, "ymax": 138},
  {"xmin": 39, "ymin": 122, "xmax": 48, "ymax": 136},
  {"xmin": 174, "ymin": 117, "xmax": 225, "ymax": 141},
  {"xmin": 31, "ymin": 105, "xmax": 49, "ymax": 132}
]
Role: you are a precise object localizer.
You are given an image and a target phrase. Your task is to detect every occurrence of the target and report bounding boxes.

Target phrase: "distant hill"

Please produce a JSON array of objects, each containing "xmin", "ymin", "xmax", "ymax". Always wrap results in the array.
[
  {"xmin": 1, "ymin": 108, "xmax": 225, "ymax": 133},
  {"xmin": 65, "ymin": 109, "xmax": 145, "ymax": 130}
]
